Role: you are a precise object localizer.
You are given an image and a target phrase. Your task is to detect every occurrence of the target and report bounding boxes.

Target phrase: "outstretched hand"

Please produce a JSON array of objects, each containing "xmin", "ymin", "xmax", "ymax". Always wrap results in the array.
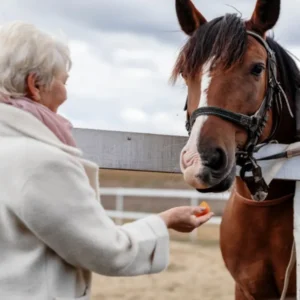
[{"xmin": 159, "ymin": 206, "xmax": 214, "ymax": 233}]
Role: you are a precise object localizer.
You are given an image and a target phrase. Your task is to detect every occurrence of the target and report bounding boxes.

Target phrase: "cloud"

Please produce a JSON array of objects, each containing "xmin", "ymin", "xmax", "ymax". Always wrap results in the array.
[
  {"xmin": 60, "ymin": 37, "xmax": 188, "ymax": 136},
  {"xmin": 121, "ymin": 108, "xmax": 148, "ymax": 123},
  {"xmin": 5, "ymin": 0, "xmax": 299, "ymax": 45},
  {"xmin": 1, "ymin": 0, "xmax": 300, "ymax": 138}
]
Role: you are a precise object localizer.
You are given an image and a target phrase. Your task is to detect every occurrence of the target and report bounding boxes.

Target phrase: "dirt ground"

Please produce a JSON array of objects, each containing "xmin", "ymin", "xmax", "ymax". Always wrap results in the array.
[{"xmin": 91, "ymin": 239, "xmax": 235, "ymax": 300}]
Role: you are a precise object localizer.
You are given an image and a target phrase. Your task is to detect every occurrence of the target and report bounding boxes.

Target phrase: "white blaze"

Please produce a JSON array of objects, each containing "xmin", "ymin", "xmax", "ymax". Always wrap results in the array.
[
  {"xmin": 198, "ymin": 59, "xmax": 212, "ymax": 109},
  {"xmin": 184, "ymin": 59, "xmax": 213, "ymax": 152},
  {"xmin": 180, "ymin": 59, "xmax": 213, "ymax": 177}
]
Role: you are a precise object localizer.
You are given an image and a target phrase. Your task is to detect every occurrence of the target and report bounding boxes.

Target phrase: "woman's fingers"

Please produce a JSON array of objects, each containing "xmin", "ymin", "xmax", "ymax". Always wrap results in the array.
[
  {"xmin": 159, "ymin": 205, "xmax": 215, "ymax": 232},
  {"xmin": 193, "ymin": 212, "xmax": 215, "ymax": 227},
  {"xmin": 192, "ymin": 206, "xmax": 206, "ymax": 215}
]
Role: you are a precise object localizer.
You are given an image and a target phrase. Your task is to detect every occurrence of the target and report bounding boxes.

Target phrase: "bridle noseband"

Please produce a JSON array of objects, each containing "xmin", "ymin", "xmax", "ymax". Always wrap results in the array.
[{"xmin": 184, "ymin": 30, "xmax": 293, "ymax": 201}]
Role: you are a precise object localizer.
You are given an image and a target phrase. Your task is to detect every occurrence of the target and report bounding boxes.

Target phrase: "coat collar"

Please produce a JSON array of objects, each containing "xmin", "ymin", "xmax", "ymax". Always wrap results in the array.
[{"xmin": 0, "ymin": 103, "xmax": 82, "ymax": 157}]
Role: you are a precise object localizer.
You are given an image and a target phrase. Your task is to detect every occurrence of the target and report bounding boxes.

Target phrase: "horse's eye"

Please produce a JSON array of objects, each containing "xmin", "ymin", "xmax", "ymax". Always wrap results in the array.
[{"xmin": 251, "ymin": 63, "xmax": 265, "ymax": 76}]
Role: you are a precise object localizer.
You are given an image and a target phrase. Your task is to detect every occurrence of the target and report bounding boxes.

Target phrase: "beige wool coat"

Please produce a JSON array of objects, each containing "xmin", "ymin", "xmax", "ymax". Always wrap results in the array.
[{"xmin": 0, "ymin": 104, "xmax": 170, "ymax": 300}]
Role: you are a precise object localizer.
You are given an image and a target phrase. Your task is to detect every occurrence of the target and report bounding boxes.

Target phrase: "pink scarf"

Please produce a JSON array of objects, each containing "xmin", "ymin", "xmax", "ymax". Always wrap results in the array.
[{"xmin": 0, "ymin": 95, "xmax": 77, "ymax": 147}]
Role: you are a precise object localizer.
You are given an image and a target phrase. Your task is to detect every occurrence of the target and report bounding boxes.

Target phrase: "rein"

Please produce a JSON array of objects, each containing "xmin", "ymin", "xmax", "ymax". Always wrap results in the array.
[{"xmin": 184, "ymin": 30, "xmax": 294, "ymax": 201}]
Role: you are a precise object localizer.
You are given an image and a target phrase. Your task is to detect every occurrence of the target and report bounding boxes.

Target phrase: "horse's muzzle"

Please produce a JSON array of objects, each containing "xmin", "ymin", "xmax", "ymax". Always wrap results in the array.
[{"xmin": 196, "ymin": 164, "xmax": 236, "ymax": 193}]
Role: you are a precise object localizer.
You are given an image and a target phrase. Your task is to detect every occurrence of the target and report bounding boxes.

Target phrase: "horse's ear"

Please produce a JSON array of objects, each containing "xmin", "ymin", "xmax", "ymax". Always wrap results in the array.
[
  {"xmin": 175, "ymin": 0, "xmax": 207, "ymax": 36},
  {"xmin": 246, "ymin": 0, "xmax": 280, "ymax": 36}
]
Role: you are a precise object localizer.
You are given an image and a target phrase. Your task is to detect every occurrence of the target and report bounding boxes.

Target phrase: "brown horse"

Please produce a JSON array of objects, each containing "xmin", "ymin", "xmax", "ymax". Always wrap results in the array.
[{"xmin": 171, "ymin": 0, "xmax": 300, "ymax": 299}]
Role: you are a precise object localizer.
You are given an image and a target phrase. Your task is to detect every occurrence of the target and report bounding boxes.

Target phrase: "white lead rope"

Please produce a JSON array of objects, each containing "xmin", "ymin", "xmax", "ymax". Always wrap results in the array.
[{"xmin": 280, "ymin": 240, "xmax": 296, "ymax": 300}]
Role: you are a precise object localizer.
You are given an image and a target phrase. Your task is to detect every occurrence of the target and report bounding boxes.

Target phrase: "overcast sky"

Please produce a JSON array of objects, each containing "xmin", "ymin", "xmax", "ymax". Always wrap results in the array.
[{"xmin": 1, "ymin": 0, "xmax": 300, "ymax": 136}]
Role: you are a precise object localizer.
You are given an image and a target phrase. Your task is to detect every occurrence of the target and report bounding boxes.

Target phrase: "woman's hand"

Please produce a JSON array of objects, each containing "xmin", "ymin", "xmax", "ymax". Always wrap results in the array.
[{"xmin": 159, "ymin": 206, "xmax": 214, "ymax": 233}]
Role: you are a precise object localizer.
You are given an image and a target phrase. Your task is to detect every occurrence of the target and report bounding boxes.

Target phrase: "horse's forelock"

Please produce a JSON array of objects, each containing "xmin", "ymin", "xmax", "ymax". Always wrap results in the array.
[{"xmin": 171, "ymin": 13, "xmax": 248, "ymax": 81}]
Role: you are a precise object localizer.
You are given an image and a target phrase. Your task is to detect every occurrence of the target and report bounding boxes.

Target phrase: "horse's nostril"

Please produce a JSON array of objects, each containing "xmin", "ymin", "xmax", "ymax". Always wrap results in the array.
[{"xmin": 204, "ymin": 147, "xmax": 226, "ymax": 171}]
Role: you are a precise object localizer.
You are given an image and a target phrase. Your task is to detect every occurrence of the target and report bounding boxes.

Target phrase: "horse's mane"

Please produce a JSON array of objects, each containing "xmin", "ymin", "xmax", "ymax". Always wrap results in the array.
[
  {"xmin": 171, "ymin": 14, "xmax": 247, "ymax": 81},
  {"xmin": 266, "ymin": 37, "xmax": 300, "ymax": 101}
]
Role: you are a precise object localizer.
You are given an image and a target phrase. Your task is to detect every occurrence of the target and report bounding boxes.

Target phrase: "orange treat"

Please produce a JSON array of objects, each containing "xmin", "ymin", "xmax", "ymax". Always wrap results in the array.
[{"xmin": 195, "ymin": 201, "xmax": 211, "ymax": 217}]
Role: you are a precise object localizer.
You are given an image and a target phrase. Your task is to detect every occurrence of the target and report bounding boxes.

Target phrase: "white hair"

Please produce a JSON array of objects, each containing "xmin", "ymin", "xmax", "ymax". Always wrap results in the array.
[{"xmin": 0, "ymin": 21, "xmax": 72, "ymax": 98}]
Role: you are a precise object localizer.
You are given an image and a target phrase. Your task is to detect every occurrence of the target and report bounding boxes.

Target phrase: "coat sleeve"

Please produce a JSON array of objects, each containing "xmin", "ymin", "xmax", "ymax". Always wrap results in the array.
[{"xmin": 18, "ymin": 153, "xmax": 170, "ymax": 276}]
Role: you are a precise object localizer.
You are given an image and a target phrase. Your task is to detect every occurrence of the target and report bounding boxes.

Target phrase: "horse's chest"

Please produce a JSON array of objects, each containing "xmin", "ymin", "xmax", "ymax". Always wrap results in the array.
[{"xmin": 220, "ymin": 191, "xmax": 295, "ymax": 298}]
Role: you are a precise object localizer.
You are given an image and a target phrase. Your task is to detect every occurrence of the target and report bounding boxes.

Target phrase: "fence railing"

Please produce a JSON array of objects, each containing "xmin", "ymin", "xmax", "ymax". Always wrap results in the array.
[
  {"xmin": 73, "ymin": 128, "xmax": 300, "ymax": 294},
  {"xmin": 100, "ymin": 188, "xmax": 230, "ymax": 240}
]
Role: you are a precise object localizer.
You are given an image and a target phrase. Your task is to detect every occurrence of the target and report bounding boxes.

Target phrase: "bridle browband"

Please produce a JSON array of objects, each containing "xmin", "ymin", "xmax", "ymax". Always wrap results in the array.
[{"xmin": 184, "ymin": 30, "xmax": 294, "ymax": 201}]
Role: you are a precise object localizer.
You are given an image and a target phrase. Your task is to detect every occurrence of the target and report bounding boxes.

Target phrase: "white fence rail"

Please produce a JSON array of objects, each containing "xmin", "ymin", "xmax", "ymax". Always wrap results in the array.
[{"xmin": 100, "ymin": 188, "xmax": 231, "ymax": 240}]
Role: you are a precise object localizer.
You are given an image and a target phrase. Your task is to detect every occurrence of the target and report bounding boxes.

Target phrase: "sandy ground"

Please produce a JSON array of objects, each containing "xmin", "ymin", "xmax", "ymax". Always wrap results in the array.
[{"xmin": 91, "ymin": 239, "xmax": 235, "ymax": 300}]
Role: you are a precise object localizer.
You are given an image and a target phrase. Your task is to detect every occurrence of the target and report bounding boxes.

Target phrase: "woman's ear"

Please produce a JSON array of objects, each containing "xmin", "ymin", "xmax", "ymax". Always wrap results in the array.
[{"xmin": 26, "ymin": 73, "xmax": 41, "ymax": 102}]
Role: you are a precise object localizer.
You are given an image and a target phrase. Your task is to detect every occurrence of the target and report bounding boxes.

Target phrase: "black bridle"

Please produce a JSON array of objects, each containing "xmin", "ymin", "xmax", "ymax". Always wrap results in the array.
[{"xmin": 184, "ymin": 30, "xmax": 294, "ymax": 200}]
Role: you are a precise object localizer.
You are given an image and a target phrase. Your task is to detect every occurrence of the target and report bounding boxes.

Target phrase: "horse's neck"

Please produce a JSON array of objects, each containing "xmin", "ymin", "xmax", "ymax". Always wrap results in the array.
[
  {"xmin": 237, "ymin": 139, "xmax": 296, "ymax": 200},
  {"xmin": 271, "ymin": 57, "xmax": 296, "ymax": 144},
  {"xmin": 264, "ymin": 70, "xmax": 297, "ymax": 198},
  {"xmin": 272, "ymin": 103, "xmax": 296, "ymax": 144},
  {"xmin": 236, "ymin": 90, "xmax": 296, "ymax": 200},
  {"xmin": 263, "ymin": 108, "xmax": 296, "ymax": 199}
]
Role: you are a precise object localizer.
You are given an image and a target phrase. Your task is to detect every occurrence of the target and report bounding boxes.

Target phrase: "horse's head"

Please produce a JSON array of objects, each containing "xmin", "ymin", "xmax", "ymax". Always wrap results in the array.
[{"xmin": 172, "ymin": 0, "xmax": 283, "ymax": 193}]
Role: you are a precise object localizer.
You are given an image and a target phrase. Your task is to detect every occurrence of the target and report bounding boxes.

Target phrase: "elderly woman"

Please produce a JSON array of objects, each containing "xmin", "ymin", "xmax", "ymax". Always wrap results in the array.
[{"xmin": 0, "ymin": 21, "xmax": 214, "ymax": 300}]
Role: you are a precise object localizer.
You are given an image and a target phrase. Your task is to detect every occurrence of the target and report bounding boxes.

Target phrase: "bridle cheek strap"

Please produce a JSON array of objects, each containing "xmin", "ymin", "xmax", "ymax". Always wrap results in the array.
[{"xmin": 184, "ymin": 30, "xmax": 293, "ymax": 201}]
